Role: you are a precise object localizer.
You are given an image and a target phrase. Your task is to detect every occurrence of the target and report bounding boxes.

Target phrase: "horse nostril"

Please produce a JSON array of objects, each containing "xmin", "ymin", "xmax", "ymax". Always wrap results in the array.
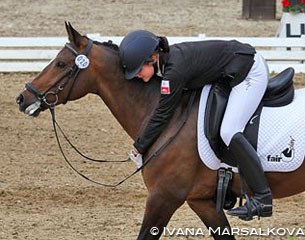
[{"xmin": 16, "ymin": 94, "xmax": 24, "ymax": 105}]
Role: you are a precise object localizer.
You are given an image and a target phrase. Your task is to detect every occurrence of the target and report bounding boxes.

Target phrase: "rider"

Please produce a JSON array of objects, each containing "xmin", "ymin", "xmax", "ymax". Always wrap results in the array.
[{"xmin": 119, "ymin": 30, "xmax": 272, "ymax": 219}]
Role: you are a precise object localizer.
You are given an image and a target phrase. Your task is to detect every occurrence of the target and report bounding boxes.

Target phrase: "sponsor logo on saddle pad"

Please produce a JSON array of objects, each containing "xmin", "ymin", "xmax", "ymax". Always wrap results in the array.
[{"xmin": 267, "ymin": 136, "xmax": 295, "ymax": 163}]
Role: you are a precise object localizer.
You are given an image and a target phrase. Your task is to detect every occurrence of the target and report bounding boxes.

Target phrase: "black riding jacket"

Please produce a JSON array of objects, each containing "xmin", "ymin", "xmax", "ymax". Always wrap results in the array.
[{"xmin": 134, "ymin": 40, "xmax": 256, "ymax": 154}]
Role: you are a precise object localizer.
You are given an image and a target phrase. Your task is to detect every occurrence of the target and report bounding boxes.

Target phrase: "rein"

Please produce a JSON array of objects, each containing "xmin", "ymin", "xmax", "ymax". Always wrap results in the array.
[
  {"xmin": 51, "ymin": 117, "xmax": 130, "ymax": 163},
  {"xmin": 27, "ymin": 38, "xmax": 197, "ymax": 187},
  {"xmin": 49, "ymin": 89, "xmax": 196, "ymax": 187}
]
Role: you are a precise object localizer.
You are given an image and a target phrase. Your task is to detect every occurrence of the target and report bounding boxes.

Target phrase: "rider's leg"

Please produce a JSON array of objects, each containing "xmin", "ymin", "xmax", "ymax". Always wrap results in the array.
[
  {"xmin": 227, "ymin": 132, "xmax": 272, "ymax": 219},
  {"xmin": 220, "ymin": 53, "xmax": 272, "ymax": 219}
]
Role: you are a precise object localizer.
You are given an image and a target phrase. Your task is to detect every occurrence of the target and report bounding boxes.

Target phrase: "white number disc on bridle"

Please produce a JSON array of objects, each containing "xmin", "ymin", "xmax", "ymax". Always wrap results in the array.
[{"xmin": 75, "ymin": 55, "xmax": 90, "ymax": 69}]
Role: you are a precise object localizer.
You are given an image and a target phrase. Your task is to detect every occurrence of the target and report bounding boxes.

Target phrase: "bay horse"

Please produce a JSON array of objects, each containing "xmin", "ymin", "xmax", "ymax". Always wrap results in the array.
[{"xmin": 16, "ymin": 23, "xmax": 305, "ymax": 240}]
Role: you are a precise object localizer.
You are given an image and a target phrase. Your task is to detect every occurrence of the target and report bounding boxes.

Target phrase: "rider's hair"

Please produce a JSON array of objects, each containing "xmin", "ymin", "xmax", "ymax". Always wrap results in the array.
[{"xmin": 157, "ymin": 36, "xmax": 169, "ymax": 53}]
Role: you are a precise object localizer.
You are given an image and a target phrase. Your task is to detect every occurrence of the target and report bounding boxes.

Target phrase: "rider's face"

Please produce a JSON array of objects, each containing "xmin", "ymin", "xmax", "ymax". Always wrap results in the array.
[
  {"xmin": 135, "ymin": 54, "xmax": 158, "ymax": 82},
  {"xmin": 135, "ymin": 63, "xmax": 154, "ymax": 82}
]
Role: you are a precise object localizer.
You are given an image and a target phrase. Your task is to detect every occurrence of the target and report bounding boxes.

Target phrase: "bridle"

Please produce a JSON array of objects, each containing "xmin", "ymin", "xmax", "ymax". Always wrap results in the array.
[
  {"xmin": 25, "ymin": 39, "xmax": 144, "ymax": 187},
  {"xmin": 25, "ymin": 39, "xmax": 93, "ymax": 109},
  {"xmin": 24, "ymin": 38, "xmax": 197, "ymax": 187}
]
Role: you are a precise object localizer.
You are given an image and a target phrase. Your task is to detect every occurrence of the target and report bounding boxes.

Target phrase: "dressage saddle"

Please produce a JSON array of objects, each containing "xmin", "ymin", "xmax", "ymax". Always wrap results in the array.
[{"xmin": 204, "ymin": 67, "xmax": 295, "ymax": 166}]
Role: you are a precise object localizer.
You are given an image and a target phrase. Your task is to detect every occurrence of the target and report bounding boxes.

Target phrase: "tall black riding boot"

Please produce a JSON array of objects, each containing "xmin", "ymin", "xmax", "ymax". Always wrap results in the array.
[{"xmin": 227, "ymin": 132, "xmax": 272, "ymax": 221}]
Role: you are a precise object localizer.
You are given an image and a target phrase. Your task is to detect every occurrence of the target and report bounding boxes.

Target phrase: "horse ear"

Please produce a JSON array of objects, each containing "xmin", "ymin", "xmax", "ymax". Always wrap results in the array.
[{"xmin": 65, "ymin": 21, "xmax": 82, "ymax": 47}]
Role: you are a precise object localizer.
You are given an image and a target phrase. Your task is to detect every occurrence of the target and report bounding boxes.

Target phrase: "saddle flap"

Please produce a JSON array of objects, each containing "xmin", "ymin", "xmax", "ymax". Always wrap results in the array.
[
  {"xmin": 204, "ymin": 81, "xmax": 262, "ymax": 166},
  {"xmin": 204, "ymin": 81, "xmax": 231, "ymax": 159}
]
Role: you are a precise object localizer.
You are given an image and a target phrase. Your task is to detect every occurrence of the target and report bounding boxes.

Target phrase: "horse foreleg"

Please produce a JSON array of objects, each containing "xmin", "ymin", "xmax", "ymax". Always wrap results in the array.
[
  {"xmin": 137, "ymin": 191, "xmax": 184, "ymax": 240},
  {"xmin": 187, "ymin": 199, "xmax": 235, "ymax": 240}
]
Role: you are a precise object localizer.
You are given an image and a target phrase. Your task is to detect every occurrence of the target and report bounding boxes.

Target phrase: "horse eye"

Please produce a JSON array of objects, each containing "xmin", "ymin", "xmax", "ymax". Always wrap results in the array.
[{"xmin": 56, "ymin": 61, "xmax": 66, "ymax": 69}]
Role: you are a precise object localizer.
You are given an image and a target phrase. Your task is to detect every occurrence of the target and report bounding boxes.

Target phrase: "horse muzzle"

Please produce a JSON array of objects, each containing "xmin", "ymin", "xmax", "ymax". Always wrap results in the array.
[{"xmin": 16, "ymin": 92, "xmax": 44, "ymax": 117}]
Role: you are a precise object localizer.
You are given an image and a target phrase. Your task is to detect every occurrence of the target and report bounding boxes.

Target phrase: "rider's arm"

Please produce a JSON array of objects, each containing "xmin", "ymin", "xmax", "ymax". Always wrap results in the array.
[{"xmin": 134, "ymin": 71, "xmax": 185, "ymax": 154}]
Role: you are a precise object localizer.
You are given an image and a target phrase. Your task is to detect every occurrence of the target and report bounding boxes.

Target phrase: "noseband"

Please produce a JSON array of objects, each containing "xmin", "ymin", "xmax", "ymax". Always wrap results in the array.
[{"xmin": 25, "ymin": 39, "xmax": 93, "ymax": 108}]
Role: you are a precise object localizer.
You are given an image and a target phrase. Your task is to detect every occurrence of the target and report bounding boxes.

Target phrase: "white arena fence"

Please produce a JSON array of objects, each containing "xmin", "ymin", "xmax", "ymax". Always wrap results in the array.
[{"xmin": 0, "ymin": 34, "xmax": 304, "ymax": 73}]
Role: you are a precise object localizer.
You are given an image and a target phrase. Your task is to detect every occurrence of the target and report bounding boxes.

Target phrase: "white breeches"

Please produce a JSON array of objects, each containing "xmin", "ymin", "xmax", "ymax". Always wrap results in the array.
[{"xmin": 220, "ymin": 53, "xmax": 269, "ymax": 146}]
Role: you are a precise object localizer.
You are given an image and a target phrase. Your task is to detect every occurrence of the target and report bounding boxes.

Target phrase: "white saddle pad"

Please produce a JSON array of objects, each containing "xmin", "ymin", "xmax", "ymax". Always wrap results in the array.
[{"xmin": 197, "ymin": 85, "xmax": 305, "ymax": 172}]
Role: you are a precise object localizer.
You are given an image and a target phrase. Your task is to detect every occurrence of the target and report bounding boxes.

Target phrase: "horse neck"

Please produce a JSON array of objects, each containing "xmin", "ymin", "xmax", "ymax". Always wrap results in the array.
[{"xmin": 94, "ymin": 48, "xmax": 159, "ymax": 139}]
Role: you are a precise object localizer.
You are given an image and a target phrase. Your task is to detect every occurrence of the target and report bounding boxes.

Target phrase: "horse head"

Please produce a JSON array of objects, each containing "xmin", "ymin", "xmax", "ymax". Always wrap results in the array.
[
  {"xmin": 16, "ymin": 22, "xmax": 106, "ymax": 116},
  {"xmin": 16, "ymin": 22, "xmax": 160, "ymax": 139}
]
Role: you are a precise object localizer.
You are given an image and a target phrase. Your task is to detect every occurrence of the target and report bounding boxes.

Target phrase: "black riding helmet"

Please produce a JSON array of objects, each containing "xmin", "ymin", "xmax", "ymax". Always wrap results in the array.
[{"xmin": 119, "ymin": 30, "xmax": 159, "ymax": 80}]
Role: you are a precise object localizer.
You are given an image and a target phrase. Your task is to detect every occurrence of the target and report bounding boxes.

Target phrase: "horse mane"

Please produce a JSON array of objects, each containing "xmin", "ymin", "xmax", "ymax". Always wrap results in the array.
[{"xmin": 93, "ymin": 40, "xmax": 119, "ymax": 51}]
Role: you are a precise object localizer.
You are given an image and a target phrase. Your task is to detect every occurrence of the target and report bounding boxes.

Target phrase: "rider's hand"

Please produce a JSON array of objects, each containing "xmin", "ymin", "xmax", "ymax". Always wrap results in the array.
[{"xmin": 129, "ymin": 148, "xmax": 143, "ymax": 168}]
